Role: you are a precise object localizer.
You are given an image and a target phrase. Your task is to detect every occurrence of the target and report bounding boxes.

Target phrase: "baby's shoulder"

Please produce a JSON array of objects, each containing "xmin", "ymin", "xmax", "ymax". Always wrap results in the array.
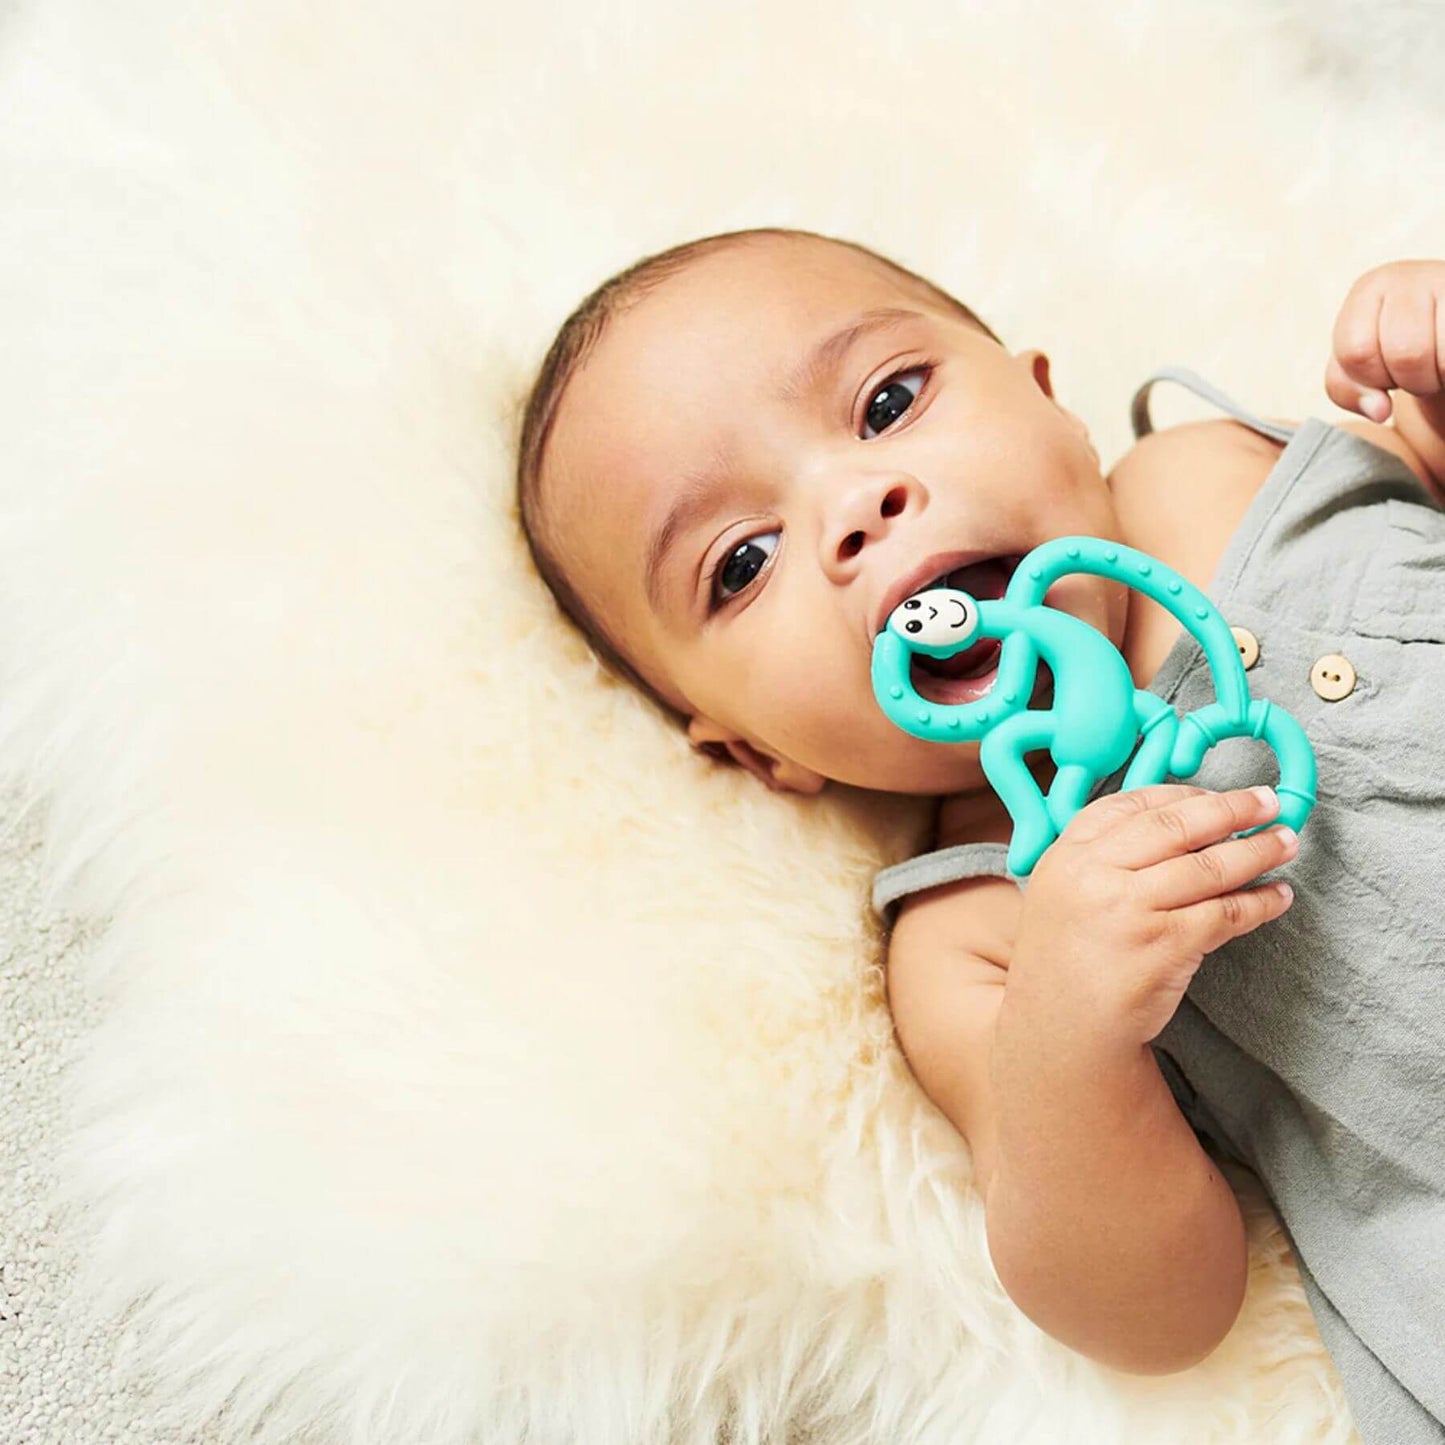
[
  {"xmin": 1107, "ymin": 411, "xmax": 1432, "ymax": 522},
  {"xmin": 1106, "ymin": 416, "xmax": 1285, "ymax": 528},
  {"xmin": 1105, "ymin": 417, "xmax": 1286, "ymax": 592},
  {"xmin": 886, "ymin": 868, "xmax": 1022, "ymax": 976}
]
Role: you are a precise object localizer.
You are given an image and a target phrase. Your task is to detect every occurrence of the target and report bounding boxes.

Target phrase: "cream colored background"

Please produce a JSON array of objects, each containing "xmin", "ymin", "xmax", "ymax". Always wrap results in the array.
[{"xmin": 2, "ymin": 0, "xmax": 1443, "ymax": 1440}]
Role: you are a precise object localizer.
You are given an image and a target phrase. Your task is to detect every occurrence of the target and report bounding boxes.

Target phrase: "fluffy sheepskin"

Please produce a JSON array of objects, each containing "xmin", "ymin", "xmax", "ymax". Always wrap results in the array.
[{"xmin": 2, "ymin": 0, "xmax": 1443, "ymax": 1440}]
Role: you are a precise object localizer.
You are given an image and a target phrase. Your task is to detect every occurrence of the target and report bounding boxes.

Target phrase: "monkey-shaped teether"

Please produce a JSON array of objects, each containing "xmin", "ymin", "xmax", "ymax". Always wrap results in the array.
[{"xmin": 871, "ymin": 536, "xmax": 1318, "ymax": 878}]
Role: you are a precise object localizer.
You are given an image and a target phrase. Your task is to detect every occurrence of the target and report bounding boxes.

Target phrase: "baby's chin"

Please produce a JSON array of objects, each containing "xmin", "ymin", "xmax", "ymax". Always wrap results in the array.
[{"xmin": 852, "ymin": 659, "xmax": 1056, "ymax": 789}]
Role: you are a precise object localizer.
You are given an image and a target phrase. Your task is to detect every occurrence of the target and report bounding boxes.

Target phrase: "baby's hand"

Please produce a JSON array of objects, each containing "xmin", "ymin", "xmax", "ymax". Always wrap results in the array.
[
  {"xmin": 1005, "ymin": 783, "xmax": 1297, "ymax": 1051},
  {"xmin": 1326, "ymin": 259, "xmax": 1445, "ymax": 424}
]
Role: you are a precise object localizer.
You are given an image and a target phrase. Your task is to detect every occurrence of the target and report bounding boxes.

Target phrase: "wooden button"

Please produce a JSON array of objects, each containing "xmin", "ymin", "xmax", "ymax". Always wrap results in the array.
[
  {"xmin": 1230, "ymin": 625, "xmax": 1260, "ymax": 670},
  {"xmin": 1310, "ymin": 653, "xmax": 1356, "ymax": 701}
]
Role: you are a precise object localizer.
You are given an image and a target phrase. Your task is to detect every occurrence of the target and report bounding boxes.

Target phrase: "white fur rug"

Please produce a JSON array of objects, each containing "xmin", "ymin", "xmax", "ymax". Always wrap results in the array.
[{"xmin": 3, "ymin": 1, "xmax": 1443, "ymax": 1440}]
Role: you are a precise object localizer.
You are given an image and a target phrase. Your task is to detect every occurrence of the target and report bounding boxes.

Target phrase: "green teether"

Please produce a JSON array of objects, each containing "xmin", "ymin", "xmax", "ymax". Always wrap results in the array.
[{"xmin": 870, "ymin": 536, "xmax": 1318, "ymax": 878}]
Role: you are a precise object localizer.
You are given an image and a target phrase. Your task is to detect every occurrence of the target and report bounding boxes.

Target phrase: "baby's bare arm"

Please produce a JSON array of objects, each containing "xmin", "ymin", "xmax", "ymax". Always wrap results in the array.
[
  {"xmin": 986, "ymin": 986, "xmax": 1247, "ymax": 1375},
  {"xmin": 890, "ymin": 937, "xmax": 1246, "ymax": 1375},
  {"xmin": 888, "ymin": 884, "xmax": 1249, "ymax": 1375}
]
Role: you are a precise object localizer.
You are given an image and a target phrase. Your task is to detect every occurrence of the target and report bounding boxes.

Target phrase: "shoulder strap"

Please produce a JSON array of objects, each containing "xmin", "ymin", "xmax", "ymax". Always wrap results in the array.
[
  {"xmin": 1130, "ymin": 366, "xmax": 1297, "ymax": 445},
  {"xmin": 872, "ymin": 841, "xmax": 1022, "ymax": 925}
]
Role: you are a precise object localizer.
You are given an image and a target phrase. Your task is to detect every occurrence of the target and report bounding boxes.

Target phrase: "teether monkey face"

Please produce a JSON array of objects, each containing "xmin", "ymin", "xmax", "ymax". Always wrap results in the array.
[{"xmin": 887, "ymin": 587, "xmax": 982, "ymax": 655}]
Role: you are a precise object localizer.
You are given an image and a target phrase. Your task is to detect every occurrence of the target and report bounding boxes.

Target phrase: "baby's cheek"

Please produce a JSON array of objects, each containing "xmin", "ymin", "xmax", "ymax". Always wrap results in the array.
[{"xmin": 766, "ymin": 670, "xmax": 856, "ymax": 745}]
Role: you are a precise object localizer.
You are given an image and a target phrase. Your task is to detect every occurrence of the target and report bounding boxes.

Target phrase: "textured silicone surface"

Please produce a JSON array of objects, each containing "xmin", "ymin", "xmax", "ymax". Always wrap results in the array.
[{"xmin": 871, "ymin": 536, "xmax": 1317, "ymax": 876}]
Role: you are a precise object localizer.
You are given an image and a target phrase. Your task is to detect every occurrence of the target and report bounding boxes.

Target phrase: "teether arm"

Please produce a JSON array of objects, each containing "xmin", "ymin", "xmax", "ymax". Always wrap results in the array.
[{"xmin": 985, "ymin": 996, "xmax": 1247, "ymax": 1375}]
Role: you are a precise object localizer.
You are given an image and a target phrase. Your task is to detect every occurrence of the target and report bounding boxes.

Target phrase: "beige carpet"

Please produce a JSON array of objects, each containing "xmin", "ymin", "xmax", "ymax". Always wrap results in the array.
[{"xmin": 3, "ymin": 0, "xmax": 1443, "ymax": 1440}]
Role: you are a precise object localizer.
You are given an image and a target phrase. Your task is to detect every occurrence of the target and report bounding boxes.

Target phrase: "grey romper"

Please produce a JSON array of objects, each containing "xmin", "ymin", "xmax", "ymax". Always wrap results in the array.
[{"xmin": 873, "ymin": 367, "xmax": 1445, "ymax": 1444}]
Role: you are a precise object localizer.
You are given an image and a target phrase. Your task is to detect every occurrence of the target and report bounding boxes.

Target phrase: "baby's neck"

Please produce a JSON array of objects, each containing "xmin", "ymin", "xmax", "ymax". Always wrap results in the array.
[{"xmin": 932, "ymin": 750, "xmax": 1059, "ymax": 851}]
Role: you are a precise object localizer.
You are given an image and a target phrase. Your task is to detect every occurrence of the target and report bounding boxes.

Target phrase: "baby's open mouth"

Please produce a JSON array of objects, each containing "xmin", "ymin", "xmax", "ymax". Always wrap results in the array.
[{"xmin": 906, "ymin": 554, "xmax": 1038, "ymax": 706}]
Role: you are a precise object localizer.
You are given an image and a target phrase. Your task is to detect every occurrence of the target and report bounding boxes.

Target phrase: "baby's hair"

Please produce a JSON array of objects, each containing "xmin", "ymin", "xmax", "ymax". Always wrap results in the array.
[{"xmin": 513, "ymin": 225, "xmax": 1002, "ymax": 745}]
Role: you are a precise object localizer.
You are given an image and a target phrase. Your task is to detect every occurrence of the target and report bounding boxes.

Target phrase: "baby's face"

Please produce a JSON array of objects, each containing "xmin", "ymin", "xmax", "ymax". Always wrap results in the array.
[{"xmin": 541, "ymin": 235, "xmax": 1126, "ymax": 797}]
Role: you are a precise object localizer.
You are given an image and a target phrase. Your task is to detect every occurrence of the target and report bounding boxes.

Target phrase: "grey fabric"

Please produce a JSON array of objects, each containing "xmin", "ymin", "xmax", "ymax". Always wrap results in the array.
[
  {"xmin": 1130, "ymin": 363, "xmax": 1297, "ymax": 444},
  {"xmin": 872, "ymin": 841, "xmax": 1023, "ymax": 919},
  {"xmin": 873, "ymin": 368, "xmax": 1445, "ymax": 1443}
]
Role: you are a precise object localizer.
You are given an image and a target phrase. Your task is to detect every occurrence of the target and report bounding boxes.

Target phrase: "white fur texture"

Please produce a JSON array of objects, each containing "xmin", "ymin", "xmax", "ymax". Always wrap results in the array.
[{"xmin": 2, "ymin": 0, "xmax": 1441, "ymax": 1440}]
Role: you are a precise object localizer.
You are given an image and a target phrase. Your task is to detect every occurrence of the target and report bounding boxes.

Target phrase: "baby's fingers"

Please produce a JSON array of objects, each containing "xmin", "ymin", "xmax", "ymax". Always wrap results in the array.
[
  {"xmin": 1104, "ymin": 785, "xmax": 1282, "ymax": 870},
  {"xmin": 1166, "ymin": 874, "xmax": 1295, "ymax": 958},
  {"xmin": 1328, "ymin": 262, "xmax": 1445, "ymax": 420},
  {"xmin": 1140, "ymin": 818, "xmax": 1298, "ymax": 911},
  {"xmin": 1376, "ymin": 282, "xmax": 1445, "ymax": 396},
  {"xmin": 1325, "ymin": 352, "xmax": 1392, "ymax": 422},
  {"xmin": 1059, "ymin": 783, "xmax": 1209, "ymax": 847}
]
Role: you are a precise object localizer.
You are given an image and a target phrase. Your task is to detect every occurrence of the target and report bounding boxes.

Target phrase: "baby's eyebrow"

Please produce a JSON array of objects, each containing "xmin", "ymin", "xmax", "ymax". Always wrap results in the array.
[
  {"xmin": 643, "ymin": 306, "xmax": 925, "ymax": 620},
  {"xmin": 644, "ymin": 465, "xmax": 728, "ymax": 619},
  {"xmin": 777, "ymin": 306, "xmax": 925, "ymax": 405}
]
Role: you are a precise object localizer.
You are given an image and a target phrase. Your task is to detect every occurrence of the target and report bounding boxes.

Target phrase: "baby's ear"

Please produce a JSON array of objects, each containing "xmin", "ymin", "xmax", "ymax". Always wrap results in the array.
[
  {"xmin": 1015, "ymin": 348, "xmax": 1054, "ymax": 399},
  {"xmin": 723, "ymin": 737, "xmax": 827, "ymax": 795},
  {"xmin": 688, "ymin": 718, "xmax": 727, "ymax": 763},
  {"xmin": 687, "ymin": 725, "xmax": 827, "ymax": 795},
  {"xmin": 692, "ymin": 733, "xmax": 771, "ymax": 785}
]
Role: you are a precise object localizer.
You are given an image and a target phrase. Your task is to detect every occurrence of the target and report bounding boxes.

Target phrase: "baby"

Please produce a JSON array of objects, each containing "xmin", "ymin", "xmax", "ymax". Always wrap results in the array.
[{"xmin": 514, "ymin": 227, "xmax": 1445, "ymax": 1441}]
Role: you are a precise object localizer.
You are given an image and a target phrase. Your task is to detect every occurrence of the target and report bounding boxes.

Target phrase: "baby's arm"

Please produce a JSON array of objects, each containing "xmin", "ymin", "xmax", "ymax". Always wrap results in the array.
[
  {"xmin": 887, "ymin": 906, "xmax": 1246, "ymax": 1377},
  {"xmin": 985, "ymin": 954, "xmax": 1248, "ymax": 1375}
]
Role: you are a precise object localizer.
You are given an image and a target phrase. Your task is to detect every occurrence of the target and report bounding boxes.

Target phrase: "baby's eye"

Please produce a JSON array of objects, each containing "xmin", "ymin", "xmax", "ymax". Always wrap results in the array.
[
  {"xmin": 708, "ymin": 530, "xmax": 779, "ymax": 610},
  {"xmin": 861, "ymin": 366, "xmax": 930, "ymax": 440}
]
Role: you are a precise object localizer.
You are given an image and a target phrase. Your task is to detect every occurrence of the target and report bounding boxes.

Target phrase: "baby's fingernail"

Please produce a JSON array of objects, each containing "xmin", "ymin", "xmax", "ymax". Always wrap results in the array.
[
  {"xmin": 1251, "ymin": 786, "xmax": 1278, "ymax": 809},
  {"xmin": 1360, "ymin": 390, "xmax": 1391, "ymax": 421}
]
